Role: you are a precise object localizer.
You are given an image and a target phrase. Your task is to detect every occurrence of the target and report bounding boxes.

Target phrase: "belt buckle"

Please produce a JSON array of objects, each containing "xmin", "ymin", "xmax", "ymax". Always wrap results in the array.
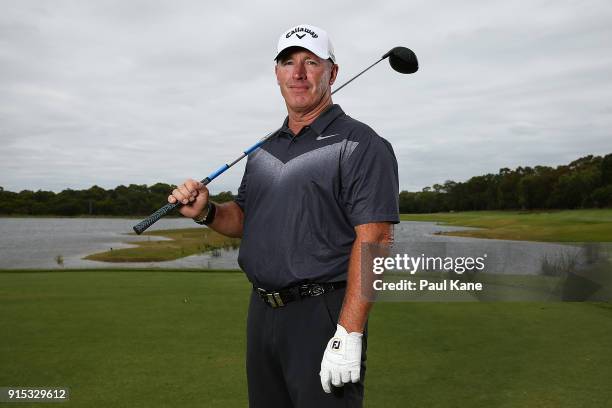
[{"xmin": 257, "ymin": 288, "xmax": 284, "ymax": 308}]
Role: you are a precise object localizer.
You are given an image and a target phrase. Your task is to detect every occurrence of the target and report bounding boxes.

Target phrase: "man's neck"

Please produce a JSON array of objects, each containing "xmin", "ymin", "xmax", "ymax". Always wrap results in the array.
[{"xmin": 287, "ymin": 97, "xmax": 333, "ymax": 135}]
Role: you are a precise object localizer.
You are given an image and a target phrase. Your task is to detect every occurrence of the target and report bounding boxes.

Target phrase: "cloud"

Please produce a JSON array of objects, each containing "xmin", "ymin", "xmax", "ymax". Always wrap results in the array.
[{"xmin": 1, "ymin": 0, "xmax": 611, "ymax": 194}]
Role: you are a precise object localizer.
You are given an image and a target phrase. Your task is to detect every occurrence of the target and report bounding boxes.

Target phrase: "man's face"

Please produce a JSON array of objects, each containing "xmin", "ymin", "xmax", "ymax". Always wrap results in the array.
[{"xmin": 275, "ymin": 48, "xmax": 338, "ymax": 113}]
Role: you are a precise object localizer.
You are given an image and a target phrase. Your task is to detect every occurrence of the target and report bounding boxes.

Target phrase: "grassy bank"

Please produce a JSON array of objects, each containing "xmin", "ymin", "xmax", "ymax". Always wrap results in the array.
[
  {"xmin": 400, "ymin": 209, "xmax": 612, "ymax": 242},
  {"xmin": 1, "ymin": 270, "xmax": 611, "ymax": 407},
  {"xmin": 84, "ymin": 228, "xmax": 240, "ymax": 262}
]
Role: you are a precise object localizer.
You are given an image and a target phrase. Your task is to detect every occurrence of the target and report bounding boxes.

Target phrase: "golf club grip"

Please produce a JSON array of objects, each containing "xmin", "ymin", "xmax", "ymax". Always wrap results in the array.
[{"xmin": 133, "ymin": 202, "xmax": 180, "ymax": 235}]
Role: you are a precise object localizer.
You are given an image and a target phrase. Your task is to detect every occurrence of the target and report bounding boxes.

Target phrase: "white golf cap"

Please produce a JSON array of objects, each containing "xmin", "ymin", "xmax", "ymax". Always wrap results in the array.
[{"xmin": 275, "ymin": 24, "xmax": 336, "ymax": 63}]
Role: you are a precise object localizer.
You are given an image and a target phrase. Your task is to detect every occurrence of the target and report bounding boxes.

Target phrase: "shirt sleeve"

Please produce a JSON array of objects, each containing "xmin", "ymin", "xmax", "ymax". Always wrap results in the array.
[
  {"xmin": 340, "ymin": 132, "xmax": 400, "ymax": 226},
  {"xmin": 234, "ymin": 166, "xmax": 248, "ymax": 212}
]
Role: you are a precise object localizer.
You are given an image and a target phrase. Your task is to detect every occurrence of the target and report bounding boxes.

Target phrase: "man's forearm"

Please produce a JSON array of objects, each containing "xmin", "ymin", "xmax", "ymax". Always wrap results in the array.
[
  {"xmin": 338, "ymin": 237, "xmax": 372, "ymax": 333},
  {"xmin": 338, "ymin": 222, "xmax": 393, "ymax": 333},
  {"xmin": 206, "ymin": 201, "xmax": 244, "ymax": 238}
]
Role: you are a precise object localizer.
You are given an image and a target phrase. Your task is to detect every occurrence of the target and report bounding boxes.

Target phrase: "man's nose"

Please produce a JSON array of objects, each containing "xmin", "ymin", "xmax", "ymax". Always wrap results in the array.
[{"xmin": 292, "ymin": 62, "xmax": 306, "ymax": 80}]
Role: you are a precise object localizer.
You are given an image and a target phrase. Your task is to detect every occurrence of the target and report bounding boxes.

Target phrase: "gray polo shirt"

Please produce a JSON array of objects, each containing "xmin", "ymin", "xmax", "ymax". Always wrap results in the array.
[{"xmin": 235, "ymin": 104, "xmax": 399, "ymax": 290}]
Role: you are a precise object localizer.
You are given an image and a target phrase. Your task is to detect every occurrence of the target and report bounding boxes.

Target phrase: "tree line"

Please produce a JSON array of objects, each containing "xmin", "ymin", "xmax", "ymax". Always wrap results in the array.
[
  {"xmin": 400, "ymin": 153, "xmax": 612, "ymax": 213},
  {"xmin": 0, "ymin": 183, "xmax": 235, "ymax": 216},
  {"xmin": 0, "ymin": 153, "xmax": 610, "ymax": 216}
]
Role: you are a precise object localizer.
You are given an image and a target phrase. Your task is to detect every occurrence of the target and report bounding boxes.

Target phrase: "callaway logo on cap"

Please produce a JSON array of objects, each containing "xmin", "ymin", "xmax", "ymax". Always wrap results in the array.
[{"xmin": 275, "ymin": 24, "xmax": 336, "ymax": 63}]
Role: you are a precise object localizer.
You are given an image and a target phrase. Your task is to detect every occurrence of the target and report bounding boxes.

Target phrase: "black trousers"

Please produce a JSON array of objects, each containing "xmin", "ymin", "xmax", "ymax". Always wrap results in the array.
[{"xmin": 246, "ymin": 286, "xmax": 367, "ymax": 408}]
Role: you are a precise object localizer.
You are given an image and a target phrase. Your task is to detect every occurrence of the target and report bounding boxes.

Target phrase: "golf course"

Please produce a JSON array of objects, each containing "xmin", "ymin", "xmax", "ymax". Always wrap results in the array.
[
  {"xmin": 1, "ymin": 209, "xmax": 611, "ymax": 407},
  {"xmin": 401, "ymin": 209, "xmax": 612, "ymax": 242}
]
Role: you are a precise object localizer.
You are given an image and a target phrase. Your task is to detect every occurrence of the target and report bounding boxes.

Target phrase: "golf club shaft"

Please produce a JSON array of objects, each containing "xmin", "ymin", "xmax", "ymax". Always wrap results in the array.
[
  {"xmin": 132, "ymin": 131, "xmax": 274, "ymax": 234},
  {"xmin": 133, "ymin": 56, "xmax": 389, "ymax": 234},
  {"xmin": 330, "ymin": 57, "xmax": 385, "ymax": 95}
]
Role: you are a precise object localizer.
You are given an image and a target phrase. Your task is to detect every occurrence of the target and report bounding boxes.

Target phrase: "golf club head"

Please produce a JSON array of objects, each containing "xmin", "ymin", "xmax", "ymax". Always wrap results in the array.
[{"xmin": 382, "ymin": 47, "xmax": 418, "ymax": 74}]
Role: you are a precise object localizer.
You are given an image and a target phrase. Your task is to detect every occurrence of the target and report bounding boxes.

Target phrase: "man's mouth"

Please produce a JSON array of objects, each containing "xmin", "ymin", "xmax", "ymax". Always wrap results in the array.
[{"xmin": 288, "ymin": 84, "xmax": 309, "ymax": 92}]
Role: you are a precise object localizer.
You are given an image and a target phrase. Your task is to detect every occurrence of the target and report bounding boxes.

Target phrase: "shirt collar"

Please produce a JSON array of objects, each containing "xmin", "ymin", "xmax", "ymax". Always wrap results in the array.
[{"xmin": 278, "ymin": 104, "xmax": 345, "ymax": 138}]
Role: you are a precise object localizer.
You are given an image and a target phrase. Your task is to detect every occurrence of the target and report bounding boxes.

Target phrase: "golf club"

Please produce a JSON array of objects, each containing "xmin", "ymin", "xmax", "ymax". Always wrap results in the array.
[{"xmin": 133, "ymin": 46, "xmax": 418, "ymax": 235}]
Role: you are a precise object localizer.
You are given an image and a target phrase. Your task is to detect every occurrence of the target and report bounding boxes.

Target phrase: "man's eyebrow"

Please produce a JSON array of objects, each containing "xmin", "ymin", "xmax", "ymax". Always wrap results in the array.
[{"xmin": 277, "ymin": 54, "xmax": 293, "ymax": 63}]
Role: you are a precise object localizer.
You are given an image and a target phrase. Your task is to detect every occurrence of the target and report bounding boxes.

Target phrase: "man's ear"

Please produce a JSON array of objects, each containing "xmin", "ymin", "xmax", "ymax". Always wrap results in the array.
[
  {"xmin": 329, "ymin": 64, "xmax": 339, "ymax": 86},
  {"xmin": 274, "ymin": 63, "xmax": 280, "ymax": 85}
]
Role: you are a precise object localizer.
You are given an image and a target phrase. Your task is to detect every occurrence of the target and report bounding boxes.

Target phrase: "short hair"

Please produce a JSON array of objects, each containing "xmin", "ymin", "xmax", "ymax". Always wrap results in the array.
[{"xmin": 275, "ymin": 46, "xmax": 335, "ymax": 67}]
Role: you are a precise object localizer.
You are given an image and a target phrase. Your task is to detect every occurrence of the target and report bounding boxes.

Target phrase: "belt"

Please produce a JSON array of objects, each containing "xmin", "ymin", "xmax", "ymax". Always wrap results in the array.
[{"xmin": 254, "ymin": 281, "xmax": 347, "ymax": 308}]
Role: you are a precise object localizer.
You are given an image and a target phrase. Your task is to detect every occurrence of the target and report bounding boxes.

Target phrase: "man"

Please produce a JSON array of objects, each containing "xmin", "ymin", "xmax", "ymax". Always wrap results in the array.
[{"xmin": 168, "ymin": 24, "xmax": 399, "ymax": 407}]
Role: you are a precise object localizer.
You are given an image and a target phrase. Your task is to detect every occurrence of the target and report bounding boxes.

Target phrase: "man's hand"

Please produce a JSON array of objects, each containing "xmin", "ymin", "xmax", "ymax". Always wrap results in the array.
[
  {"xmin": 168, "ymin": 178, "xmax": 209, "ymax": 219},
  {"xmin": 319, "ymin": 324, "xmax": 362, "ymax": 393}
]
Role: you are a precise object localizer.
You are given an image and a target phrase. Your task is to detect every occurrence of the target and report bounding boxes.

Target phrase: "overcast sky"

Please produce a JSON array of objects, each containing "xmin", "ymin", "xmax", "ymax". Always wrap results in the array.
[{"xmin": 1, "ymin": 0, "xmax": 611, "ymax": 194}]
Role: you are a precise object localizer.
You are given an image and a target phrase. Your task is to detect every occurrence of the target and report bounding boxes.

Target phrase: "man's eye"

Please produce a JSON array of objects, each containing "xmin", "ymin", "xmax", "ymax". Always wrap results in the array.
[{"xmin": 306, "ymin": 60, "xmax": 317, "ymax": 65}]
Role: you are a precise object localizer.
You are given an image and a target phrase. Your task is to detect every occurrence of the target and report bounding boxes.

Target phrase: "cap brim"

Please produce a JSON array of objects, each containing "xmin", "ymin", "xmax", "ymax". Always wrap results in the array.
[{"xmin": 274, "ymin": 46, "xmax": 334, "ymax": 63}]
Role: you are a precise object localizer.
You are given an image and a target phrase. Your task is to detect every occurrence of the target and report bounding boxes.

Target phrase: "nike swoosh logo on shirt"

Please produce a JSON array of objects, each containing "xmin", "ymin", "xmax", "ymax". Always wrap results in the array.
[{"xmin": 316, "ymin": 133, "xmax": 340, "ymax": 141}]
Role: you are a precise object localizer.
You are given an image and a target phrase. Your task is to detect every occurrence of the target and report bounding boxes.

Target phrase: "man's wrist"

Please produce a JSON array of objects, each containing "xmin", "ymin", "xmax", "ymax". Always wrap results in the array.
[
  {"xmin": 337, "ymin": 322, "xmax": 363, "ymax": 336},
  {"xmin": 193, "ymin": 202, "xmax": 216, "ymax": 225},
  {"xmin": 193, "ymin": 203, "xmax": 209, "ymax": 223}
]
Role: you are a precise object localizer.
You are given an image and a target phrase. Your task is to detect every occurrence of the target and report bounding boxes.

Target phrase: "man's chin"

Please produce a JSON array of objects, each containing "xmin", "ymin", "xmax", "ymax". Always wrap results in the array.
[{"xmin": 287, "ymin": 98, "xmax": 314, "ymax": 112}]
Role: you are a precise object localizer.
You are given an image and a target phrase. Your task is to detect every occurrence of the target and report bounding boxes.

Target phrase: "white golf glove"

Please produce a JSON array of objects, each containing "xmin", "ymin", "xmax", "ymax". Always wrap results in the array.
[{"xmin": 319, "ymin": 324, "xmax": 363, "ymax": 393}]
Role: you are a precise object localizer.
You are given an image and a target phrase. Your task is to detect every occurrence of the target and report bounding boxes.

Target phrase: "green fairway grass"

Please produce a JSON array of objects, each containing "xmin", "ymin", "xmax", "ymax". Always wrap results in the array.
[
  {"xmin": 84, "ymin": 228, "xmax": 240, "ymax": 262},
  {"xmin": 400, "ymin": 209, "xmax": 612, "ymax": 242},
  {"xmin": 1, "ymin": 271, "xmax": 611, "ymax": 407}
]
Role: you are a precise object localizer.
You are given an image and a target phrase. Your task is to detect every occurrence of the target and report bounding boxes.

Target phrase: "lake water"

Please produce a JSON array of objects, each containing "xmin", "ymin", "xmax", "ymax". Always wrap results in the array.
[
  {"xmin": 0, "ymin": 217, "xmax": 583, "ymax": 274},
  {"xmin": 0, "ymin": 217, "xmax": 241, "ymax": 269}
]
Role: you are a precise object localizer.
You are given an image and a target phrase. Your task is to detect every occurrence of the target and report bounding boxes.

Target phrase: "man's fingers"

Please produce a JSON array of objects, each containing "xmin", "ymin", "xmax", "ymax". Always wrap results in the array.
[
  {"xmin": 350, "ymin": 368, "xmax": 360, "ymax": 383},
  {"xmin": 178, "ymin": 185, "xmax": 193, "ymax": 203},
  {"xmin": 171, "ymin": 188, "xmax": 187, "ymax": 203},
  {"xmin": 185, "ymin": 178, "xmax": 203, "ymax": 192},
  {"xmin": 341, "ymin": 370, "xmax": 350, "ymax": 384},
  {"xmin": 331, "ymin": 370, "xmax": 342, "ymax": 387},
  {"xmin": 320, "ymin": 370, "xmax": 332, "ymax": 394},
  {"xmin": 168, "ymin": 178, "xmax": 209, "ymax": 207}
]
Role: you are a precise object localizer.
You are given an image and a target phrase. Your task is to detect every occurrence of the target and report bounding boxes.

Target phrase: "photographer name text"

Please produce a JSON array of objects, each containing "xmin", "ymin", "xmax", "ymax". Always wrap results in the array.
[{"xmin": 373, "ymin": 279, "xmax": 483, "ymax": 292}]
